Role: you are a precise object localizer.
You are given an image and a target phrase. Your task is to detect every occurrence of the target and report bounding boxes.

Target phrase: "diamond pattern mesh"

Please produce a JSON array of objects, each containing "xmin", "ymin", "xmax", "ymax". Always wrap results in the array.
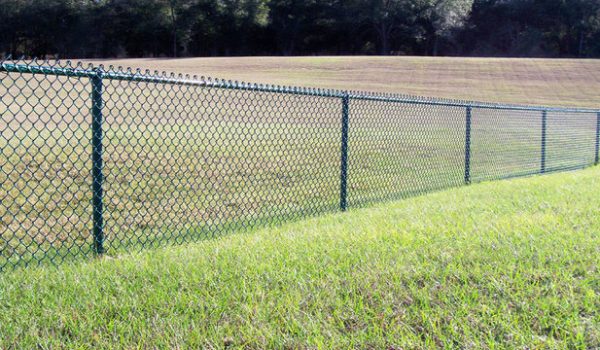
[{"xmin": 1, "ymin": 60, "xmax": 599, "ymax": 269}]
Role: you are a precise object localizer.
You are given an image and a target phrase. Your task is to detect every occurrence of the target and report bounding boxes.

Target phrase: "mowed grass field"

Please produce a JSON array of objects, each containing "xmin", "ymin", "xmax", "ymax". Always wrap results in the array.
[
  {"xmin": 1, "ymin": 167, "xmax": 599, "ymax": 348},
  {"xmin": 91, "ymin": 56, "xmax": 600, "ymax": 108}
]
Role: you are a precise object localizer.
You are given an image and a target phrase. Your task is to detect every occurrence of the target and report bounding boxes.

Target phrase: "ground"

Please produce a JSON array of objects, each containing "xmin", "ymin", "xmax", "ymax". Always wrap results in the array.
[
  {"xmin": 90, "ymin": 56, "xmax": 600, "ymax": 108},
  {"xmin": 1, "ymin": 167, "xmax": 599, "ymax": 349},
  {"xmin": 1, "ymin": 56, "xmax": 599, "ymax": 348}
]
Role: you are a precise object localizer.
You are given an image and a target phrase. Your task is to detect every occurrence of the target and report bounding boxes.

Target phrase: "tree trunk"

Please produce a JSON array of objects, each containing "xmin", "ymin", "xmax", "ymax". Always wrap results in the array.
[
  {"xmin": 432, "ymin": 34, "xmax": 439, "ymax": 56},
  {"xmin": 578, "ymin": 30, "xmax": 585, "ymax": 57},
  {"xmin": 379, "ymin": 23, "xmax": 390, "ymax": 55},
  {"xmin": 170, "ymin": 3, "xmax": 177, "ymax": 57}
]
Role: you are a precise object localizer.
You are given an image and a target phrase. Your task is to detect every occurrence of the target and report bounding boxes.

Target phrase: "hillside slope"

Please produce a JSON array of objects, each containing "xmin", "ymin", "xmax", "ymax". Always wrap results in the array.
[{"xmin": 2, "ymin": 168, "xmax": 599, "ymax": 348}]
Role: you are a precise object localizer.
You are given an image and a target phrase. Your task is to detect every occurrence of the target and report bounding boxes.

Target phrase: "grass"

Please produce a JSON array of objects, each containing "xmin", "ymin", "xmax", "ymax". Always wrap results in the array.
[
  {"xmin": 1, "ymin": 167, "xmax": 599, "ymax": 349},
  {"xmin": 91, "ymin": 56, "xmax": 600, "ymax": 108}
]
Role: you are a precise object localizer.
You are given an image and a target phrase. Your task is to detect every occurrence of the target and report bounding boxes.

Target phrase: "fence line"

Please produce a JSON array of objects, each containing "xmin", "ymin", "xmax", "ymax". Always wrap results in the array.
[{"xmin": 1, "ymin": 59, "xmax": 599, "ymax": 269}]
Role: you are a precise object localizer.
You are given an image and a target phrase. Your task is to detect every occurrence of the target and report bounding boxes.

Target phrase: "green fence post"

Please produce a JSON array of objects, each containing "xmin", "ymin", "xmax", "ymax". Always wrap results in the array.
[
  {"xmin": 339, "ymin": 93, "xmax": 350, "ymax": 211},
  {"xmin": 91, "ymin": 69, "xmax": 105, "ymax": 255},
  {"xmin": 595, "ymin": 112, "xmax": 600, "ymax": 165},
  {"xmin": 541, "ymin": 110, "xmax": 547, "ymax": 173},
  {"xmin": 464, "ymin": 106, "xmax": 472, "ymax": 185}
]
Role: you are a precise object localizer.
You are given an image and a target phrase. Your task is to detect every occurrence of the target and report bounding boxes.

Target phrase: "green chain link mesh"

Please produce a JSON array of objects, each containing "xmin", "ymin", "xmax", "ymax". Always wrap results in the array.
[{"xmin": 1, "ymin": 59, "xmax": 599, "ymax": 269}]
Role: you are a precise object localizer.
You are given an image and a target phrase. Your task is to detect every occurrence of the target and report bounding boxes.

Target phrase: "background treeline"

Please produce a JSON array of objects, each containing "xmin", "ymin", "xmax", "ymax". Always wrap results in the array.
[{"xmin": 2, "ymin": 0, "xmax": 600, "ymax": 58}]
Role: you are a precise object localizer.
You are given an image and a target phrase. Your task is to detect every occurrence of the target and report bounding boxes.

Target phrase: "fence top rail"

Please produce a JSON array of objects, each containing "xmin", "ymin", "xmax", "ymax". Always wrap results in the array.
[{"xmin": 2, "ymin": 58, "xmax": 599, "ymax": 114}]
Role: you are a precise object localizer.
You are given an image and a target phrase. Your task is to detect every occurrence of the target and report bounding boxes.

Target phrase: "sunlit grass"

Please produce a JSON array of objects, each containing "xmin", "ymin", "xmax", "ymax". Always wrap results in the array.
[{"xmin": 1, "ymin": 167, "xmax": 599, "ymax": 348}]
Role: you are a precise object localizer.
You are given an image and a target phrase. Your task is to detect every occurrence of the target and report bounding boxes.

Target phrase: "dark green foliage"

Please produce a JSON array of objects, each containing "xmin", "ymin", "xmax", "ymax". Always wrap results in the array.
[
  {"xmin": 463, "ymin": 0, "xmax": 600, "ymax": 57},
  {"xmin": 1, "ymin": 0, "xmax": 600, "ymax": 57}
]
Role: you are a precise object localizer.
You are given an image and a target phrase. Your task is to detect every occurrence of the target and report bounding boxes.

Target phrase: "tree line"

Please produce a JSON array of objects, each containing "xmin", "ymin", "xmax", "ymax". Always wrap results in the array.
[{"xmin": 2, "ymin": 0, "xmax": 600, "ymax": 58}]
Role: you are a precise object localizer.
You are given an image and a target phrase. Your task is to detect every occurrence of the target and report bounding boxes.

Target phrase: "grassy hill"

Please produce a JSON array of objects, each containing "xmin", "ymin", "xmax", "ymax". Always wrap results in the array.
[
  {"xmin": 2, "ymin": 167, "xmax": 599, "ymax": 349},
  {"xmin": 91, "ymin": 56, "xmax": 600, "ymax": 108}
]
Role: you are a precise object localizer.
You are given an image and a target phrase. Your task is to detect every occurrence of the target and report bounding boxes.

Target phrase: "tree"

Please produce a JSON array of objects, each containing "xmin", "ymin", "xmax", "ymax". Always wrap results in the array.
[
  {"xmin": 0, "ymin": 0, "xmax": 25, "ymax": 56},
  {"xmin": 356, "ymin": 0, "xmax": 416, "ymax": 55},
  {"xmin": 462, "ymin": 0, "xmax": 600, "ymax": 57},
  {"xmin": 2, "ymin": 0, "xmax": 600, "ymax": 58},
  {"xmin": 545, "ymin": 0, "xmax": 600, "ymax": 57},
  {"xmin": 267, "ymin": 0, "xmax": 318, "ymax": 55},
  {"xmin": 416, "ymin": 0, "xmax": 474, "ymax": 55}
]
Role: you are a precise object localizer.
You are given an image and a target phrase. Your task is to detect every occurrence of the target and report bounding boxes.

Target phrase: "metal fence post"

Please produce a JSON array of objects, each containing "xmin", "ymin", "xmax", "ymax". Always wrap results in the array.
[
  {"xmin": 541, "ymin": 110, "xmax": 547, "ymax": 173},
  {"xmin": 91, "ymin": 69, "xmax": 105, "ymax": 255},
  {"xmin": 595, "ymin": 112, "xmax": 600, "ymax": 165},
  {"xmin": 464, "ymin": 106, "xmax": 472, "ymax": 185},
  {"xmin": 339, "ymin": 93, "xmax": 350, "ymax": 211}
]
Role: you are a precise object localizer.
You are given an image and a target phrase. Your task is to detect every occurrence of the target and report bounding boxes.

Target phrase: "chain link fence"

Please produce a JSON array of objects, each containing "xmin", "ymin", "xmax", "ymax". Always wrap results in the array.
[{"xmin": 1, "ymin": 59, "xmax": 599, "ymax": 269}]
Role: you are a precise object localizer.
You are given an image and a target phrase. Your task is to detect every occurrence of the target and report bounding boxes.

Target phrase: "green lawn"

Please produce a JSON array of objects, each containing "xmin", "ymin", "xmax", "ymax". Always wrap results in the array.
[{"xmin": 1, "ymin": 167, "xmax": 599, "ymax": 349}]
